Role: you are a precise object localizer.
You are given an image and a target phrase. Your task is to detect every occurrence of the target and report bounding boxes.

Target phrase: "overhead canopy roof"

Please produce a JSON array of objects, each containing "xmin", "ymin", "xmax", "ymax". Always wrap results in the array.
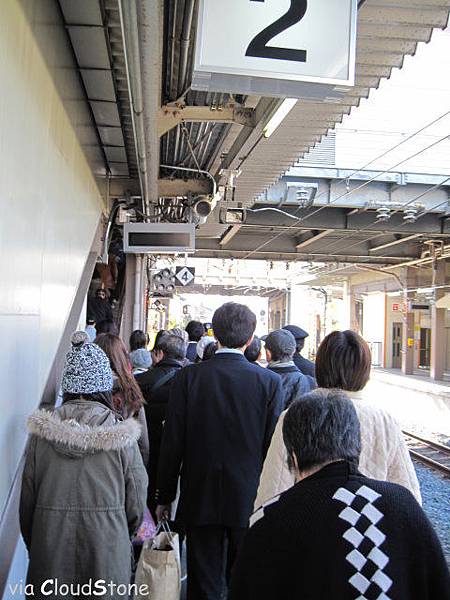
[{"xmin": 56, "ymin": 0, "xmax": 450, "ymax": 265}]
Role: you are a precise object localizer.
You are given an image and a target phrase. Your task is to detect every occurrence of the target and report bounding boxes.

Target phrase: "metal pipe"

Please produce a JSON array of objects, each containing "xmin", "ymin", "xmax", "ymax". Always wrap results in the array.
[
  {"xmin": 355, "ymin": 264, "xmax": 406, "ymax": 292},
  {"xmin": 138, "ymin": 0, "xmax": 162, "ymax": 219},
  {"xmin": 384, "ymin": 251, "xmax": 450, "ymax": 270},
  {"xmin": 178, "ymin": 0, "xmax": 196, "ymax": 97},
  {"xmin": 118, "ymin": 0, "xmax": 148, "ymax": 215},
  {"xmin": 133, "ymin": 255, "xmax": 143, "ymax": 330},
  {"xmin": 160, "ymin": 164, "xmax": 218, "ymax": 196},
  {"xmin": 169, "ymin": 0, "xmax": 179, "ymax": 100},
  {"xmin": 102, "ymin": 201, "xmax": 125, "ymax": 264}
]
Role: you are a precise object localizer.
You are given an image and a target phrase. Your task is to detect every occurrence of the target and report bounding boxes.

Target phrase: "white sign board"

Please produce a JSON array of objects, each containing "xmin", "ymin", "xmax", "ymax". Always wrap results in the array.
[
  {"xmin": 175, "ymin": 267, "xmax": 195, "ymax": 287},
  {"xmin": 193, "ymin": 0, "xmax": 357, "ymax": 98}
]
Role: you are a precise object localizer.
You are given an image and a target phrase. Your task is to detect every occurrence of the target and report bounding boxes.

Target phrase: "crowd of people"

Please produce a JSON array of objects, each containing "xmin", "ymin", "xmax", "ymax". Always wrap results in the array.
[{"xmin": 19, "ymin": 302, "xmax": 449, "ymax": 599}]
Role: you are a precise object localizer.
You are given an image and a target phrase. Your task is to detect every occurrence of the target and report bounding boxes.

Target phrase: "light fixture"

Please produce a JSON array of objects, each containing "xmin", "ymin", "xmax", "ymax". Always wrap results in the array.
[{"xmin": 263, "ymin": 98, "xmax": 298, "ymax": 138}]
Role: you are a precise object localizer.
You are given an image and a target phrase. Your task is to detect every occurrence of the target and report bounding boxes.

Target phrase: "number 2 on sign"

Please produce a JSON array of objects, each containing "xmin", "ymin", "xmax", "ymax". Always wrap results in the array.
[{"xmin": 246, "ymin": 0, "xmax": 308, "ymax": 63}]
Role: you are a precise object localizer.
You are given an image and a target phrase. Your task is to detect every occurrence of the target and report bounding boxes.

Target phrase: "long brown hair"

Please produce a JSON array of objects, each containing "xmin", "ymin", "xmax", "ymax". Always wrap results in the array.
[{"xmin": 94, "ymin": 333, "xmax": 144, "ymax": 415}]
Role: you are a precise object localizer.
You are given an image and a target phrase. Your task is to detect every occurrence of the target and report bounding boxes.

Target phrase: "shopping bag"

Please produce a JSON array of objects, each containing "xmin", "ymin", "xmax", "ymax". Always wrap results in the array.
[
  {"xmin": 133, "ymin": 507, "xmax": 157, "ymax": 545},
  {"xmin": 134, "ymin": 520, "xmax": 181, "ymax": 600}
]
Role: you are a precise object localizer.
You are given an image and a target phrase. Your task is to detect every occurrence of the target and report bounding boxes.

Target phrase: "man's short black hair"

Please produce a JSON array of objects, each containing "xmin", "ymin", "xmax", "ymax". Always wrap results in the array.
[
  {"xmin": 316, "ymin": 330, "xmax": 371, "ymax": 392},
  {"xmin": 129, "ymin": 329, "xmax": 147, "ymax": 352},
  {"xmin": 282, "ymin": 389, "xmax": 361, "ymax": 473},
  {"xmin": 244, "ymin": 336, "xmax": 261, "ymax": 362},
  {"xmin": 157, "ymin": 333, "xmax": 187, "ymax": 361},
  {"xmin": 202, "ymin": 341, "xmax": 218, "ymax": 361},
  {"xmin": 153, "ymin": 330, "xmax": 170, "ymax": 351},
  {"xmin": 212, "ymin": 302, "xmax": 256, "ymax": 348},
  {"xmin": 185, "ymin": 320, "xmax": 204, "ymax": 342}
]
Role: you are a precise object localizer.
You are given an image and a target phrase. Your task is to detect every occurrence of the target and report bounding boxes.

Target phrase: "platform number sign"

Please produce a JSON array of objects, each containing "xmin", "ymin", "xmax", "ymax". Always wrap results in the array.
[
  {"xmin": 246, "ymin": 0, "xmax": 307, "ymax": 63},
  {"xmin": 193, "ymin": 0, "xmax": 357, "ymax": 91},
  {"xmin": 175, "ymin": 266, "xmax": 195, "ymax": 287}
]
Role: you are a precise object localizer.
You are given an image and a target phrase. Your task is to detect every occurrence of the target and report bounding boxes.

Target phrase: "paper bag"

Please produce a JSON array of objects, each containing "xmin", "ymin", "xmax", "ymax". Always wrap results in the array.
[{"xmin": 134, "ymin": 528, "xmax": 181, "ymax": 600}]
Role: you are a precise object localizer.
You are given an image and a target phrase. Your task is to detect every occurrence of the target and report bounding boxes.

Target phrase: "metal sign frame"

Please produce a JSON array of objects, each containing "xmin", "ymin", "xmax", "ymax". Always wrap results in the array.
[
  {"xmin": 123, "ymin": 223, "xmax": 196, "ymax": 255},
  {"xmin": 193, "ymin": 0, "xmax": 358, "ymax": 91}
]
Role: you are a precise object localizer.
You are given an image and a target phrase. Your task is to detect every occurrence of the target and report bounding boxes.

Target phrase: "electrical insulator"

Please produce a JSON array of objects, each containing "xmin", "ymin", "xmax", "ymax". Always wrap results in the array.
[{"xmin": 376, "ymin": 206, "xmax": 391, "ymax": 222}]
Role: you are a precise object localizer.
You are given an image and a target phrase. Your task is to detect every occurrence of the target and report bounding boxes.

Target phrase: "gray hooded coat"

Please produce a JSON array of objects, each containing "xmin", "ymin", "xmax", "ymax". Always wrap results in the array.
[{"xmin": 20, "ymin": 400, "xmax": 148, "ymax": 599}]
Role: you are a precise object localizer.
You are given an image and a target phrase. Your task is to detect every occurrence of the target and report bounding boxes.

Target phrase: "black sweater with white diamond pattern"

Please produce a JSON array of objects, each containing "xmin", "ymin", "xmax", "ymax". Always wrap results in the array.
[{"xmin": 229, "ymin": 461, "xmax": 450, "ymax": 600}]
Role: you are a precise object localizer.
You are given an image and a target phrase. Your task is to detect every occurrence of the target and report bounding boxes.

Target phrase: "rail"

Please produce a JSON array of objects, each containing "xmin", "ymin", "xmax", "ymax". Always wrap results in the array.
[{"xmin": 403, "ymin": 430, "xmax": 450, "ymax": 478}]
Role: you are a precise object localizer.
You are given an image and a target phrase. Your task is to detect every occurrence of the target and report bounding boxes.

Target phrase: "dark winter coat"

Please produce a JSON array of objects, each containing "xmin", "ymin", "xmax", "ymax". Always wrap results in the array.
[
  {"xmin": 230, "ymin": 461, "xmax": 450, "ymax": 600},
  {"xmin": 293, "ymin": 352, "xmax": 316, "ymax": 378},
  {"xmin": 135, "ymin": 358, "xmax": 184, "ymax": 510},
  {"xmin": 186, "ymin": 341, "xmax": 198, "ymax": 362},
  {"xmin": 267, "ymin": 363, "xmax": 315, "ymax": 408},
  {"xmin": 86, "ymin": 296, "xmax": 113, "ymax": 324},
  {"xmin": 20, "ymin": 400, "xmax": 148, "ymax": 599},
  {"xmin": 157, "ymin": 352, "xmax": 284, "ymax": 528}
]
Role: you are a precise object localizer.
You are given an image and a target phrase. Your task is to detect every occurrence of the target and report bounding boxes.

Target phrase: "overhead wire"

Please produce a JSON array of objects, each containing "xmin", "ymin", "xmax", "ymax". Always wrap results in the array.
[
  {"xmin": 322, "ymin": 175, "xmax": 450, "ymax": 256},
  {"xmin": 307, "ymin": 193, "xmax": 450, "ymax": 277},
  {"xmin": 242, "ymin": 130, "xmax": 450, "ymax": 258},
  {"xmin": 269, "ymin": 108, "xmax": 450, "ymax": 219}
]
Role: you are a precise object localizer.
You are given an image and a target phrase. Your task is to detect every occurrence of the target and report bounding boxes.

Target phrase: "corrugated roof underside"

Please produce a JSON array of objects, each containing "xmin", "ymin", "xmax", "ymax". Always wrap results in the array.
[{"xmin": 232, "ymin": 0, "xmax": 450, "ymax": 208}]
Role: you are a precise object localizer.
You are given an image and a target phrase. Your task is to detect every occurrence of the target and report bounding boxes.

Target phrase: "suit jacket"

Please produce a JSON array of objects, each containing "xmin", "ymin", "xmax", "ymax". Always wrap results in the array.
[
  {"xmin": 186, "ymin": 341, "xmax": 198, "ymax": 362},
  {"xmin": 293, "ymin": 352, "xmax": 316, "ymax": 378},
  {"xmin": 157, "ymin": 352, "xmax": 284, "ymax": 527},
  {"xmin": 136, "ymin": 359, "xmax": 184, "ymax": 509}
]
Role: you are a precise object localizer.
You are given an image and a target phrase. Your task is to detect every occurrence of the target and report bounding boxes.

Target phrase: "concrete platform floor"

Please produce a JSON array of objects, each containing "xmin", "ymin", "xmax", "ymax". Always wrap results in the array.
[{"xmin": 366, "ymin": 368, "xmax": 450, "ymax": 437}]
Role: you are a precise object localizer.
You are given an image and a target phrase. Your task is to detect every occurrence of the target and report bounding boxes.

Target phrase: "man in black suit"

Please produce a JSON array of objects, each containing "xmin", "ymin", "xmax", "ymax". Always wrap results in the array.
[
  {"xmin": 156, "ymin": 302, "xmax": 284, "ymax": 600},
  {"xmin": 135, "ymin": 333, "xmax": 186, "ymax": 515}
]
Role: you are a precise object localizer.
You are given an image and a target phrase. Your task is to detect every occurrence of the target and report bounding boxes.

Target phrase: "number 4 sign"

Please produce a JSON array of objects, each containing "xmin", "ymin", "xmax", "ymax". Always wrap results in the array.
[
  {"xmin": 175, "ymin": 266, "xmax": 196, "ymax": 287},
  {"xmin": 193, "ymin": 0, "xmax": 357, "ymax": 98}
]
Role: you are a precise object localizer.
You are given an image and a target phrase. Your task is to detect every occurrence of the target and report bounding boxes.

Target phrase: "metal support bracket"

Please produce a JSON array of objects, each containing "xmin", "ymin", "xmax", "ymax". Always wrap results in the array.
[{"xmin": 158, "ymin": 103, "xmax": 256, "ymax": 136}]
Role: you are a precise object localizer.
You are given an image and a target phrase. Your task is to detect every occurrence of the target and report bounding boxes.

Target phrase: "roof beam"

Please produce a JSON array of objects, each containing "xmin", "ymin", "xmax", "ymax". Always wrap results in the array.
[
  {"xmin": 369, "ymin": 234, "xmax": 422, "ymax": 253},
  {"xmin": 296, "ymin": 229, "xmax": 333, "ymax": 249},
  {"xmin": 220, "ymin": 225, "xmax": 242, "ymax": 247},
  {"xmin": 158, "ymin": 178, "xmax": 211, "ymax": 196},
  {"xmin": 220, "ymin": 207, "xmax": 450, "ymax": 235},
  {"xmin": 158, "ymin": 104, "xmax": 255, "ymax": 137},
  {"xmin": 194, "ymin": 241, "xmax": 414, "ymax": 265}
]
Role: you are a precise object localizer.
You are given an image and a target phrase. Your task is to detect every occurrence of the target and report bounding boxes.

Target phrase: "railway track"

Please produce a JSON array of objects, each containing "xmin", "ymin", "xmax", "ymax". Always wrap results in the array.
[{"xmin": 403, "ymin": 430, "xmax": 450, "ymax": 478}]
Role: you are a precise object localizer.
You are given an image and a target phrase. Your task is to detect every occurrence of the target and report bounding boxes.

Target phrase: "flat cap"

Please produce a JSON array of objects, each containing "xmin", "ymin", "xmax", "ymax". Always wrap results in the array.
[
  {"xmin": 282, "ymin": 324, "xmax": 309, "ymax": 340},
  {"xmin": 264, "ymin": 329, "xmax": 296, "ymax": 357}
]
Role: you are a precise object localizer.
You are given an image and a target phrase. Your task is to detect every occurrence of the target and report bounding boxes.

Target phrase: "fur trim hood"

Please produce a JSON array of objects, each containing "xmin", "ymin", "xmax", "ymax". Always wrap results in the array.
[{"xmin": 28, "ymin": 407, "xmax": 141, "ymax": 456}]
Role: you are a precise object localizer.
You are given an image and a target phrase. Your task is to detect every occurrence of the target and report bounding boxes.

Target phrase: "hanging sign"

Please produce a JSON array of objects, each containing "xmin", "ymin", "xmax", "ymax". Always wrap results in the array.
[
  {"xmin": 175, "ymin": 266, "xmax": 196, "ymax": 287},
  {"xmin": 192, "ymin": 0, "xmax": 357, "ymax": 98}
]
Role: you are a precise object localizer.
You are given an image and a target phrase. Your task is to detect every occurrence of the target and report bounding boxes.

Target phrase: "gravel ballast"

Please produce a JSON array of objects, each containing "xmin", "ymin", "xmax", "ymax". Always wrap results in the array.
[{"xmin": 414, "ymin": 462, "xmax": 450, "ymax": 559}]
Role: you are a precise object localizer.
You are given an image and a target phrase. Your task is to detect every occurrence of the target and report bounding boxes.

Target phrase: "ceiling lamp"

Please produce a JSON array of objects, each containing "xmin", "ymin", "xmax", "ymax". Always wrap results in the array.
[{"xmin": 263, "ymin": 99, "xmax": 298, "ymax": 138}]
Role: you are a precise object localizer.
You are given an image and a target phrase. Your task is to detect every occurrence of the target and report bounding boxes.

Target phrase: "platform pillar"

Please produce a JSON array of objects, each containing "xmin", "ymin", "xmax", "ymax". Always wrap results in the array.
[
  {"xmin": 401, "ymin": 310, "xmax": 415, "ymax": 375},
  {"xmin": 401, "ymin": 268, "xmax": 416, "ymax": 375},
  {"xmin": 430, "ymin": 260, "xmax": 446, "ymax": 381},
  {"xmin": 343, "ymin": 281, "xmax": 358, "ymax": 331}
]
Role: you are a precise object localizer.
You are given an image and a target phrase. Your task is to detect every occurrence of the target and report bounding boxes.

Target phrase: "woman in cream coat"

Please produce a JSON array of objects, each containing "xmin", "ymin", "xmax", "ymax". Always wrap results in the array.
[{"xmin": 255, "ymin": 330, "xmax": 421, "ymax": 509}]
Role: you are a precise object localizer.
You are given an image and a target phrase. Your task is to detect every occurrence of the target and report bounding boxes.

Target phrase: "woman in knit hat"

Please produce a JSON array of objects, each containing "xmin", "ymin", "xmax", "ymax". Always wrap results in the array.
[
  {"xmin": 94, "ymin": 333, "xmax": 149, "ymax": 467},
  {"xmin": 20, "ymin": 332, "xmax": 148, "ymax": 598}
]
